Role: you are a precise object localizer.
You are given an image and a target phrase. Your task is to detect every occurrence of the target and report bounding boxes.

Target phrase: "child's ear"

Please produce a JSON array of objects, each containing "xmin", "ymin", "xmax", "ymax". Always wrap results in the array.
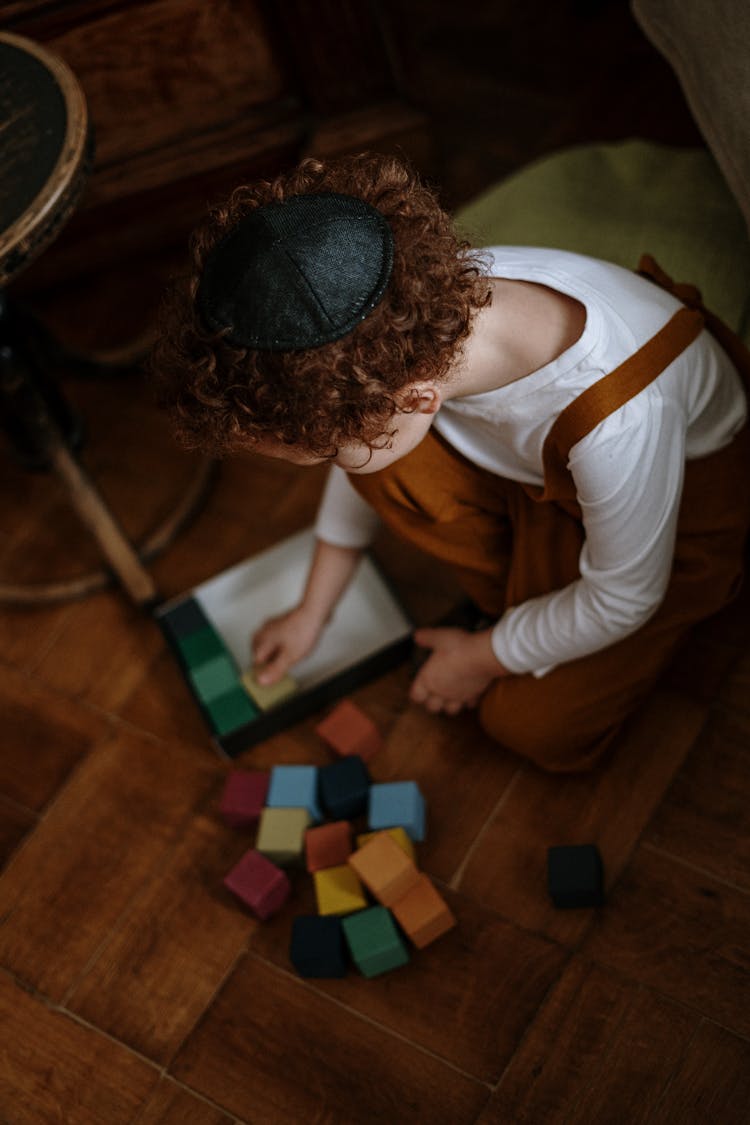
[{"xmin": 401, "ymin": 381, "xmax": 442, "ymax": 415}]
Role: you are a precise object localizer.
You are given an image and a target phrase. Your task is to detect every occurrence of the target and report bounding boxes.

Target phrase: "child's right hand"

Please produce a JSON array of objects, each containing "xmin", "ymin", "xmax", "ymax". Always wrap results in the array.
[{"xmin": 251, "ymin": 605, "xmax": 323, "ymax": 685}]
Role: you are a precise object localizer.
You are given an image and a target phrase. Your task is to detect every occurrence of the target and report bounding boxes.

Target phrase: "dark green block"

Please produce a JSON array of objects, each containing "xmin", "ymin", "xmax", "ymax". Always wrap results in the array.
[
  {"xmin": 176, "ymin": 625, "xmax": 227, "ymax": 668},
  {"xmin": 341, "ymin": 906, "xmax": 409, "ymax": 979},
  {"xmin": 189, "ymin": 654, "xmax": 240, "ymax": 703},
  {"xmin": 206, "ymin": 685, "xmax": 259, "ymax": 735}
]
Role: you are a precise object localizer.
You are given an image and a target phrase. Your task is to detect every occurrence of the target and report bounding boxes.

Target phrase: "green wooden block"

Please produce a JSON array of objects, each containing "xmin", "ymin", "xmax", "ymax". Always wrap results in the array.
[
  {"xmin": 176, "ymin": 626, "xmax": 227, "ymax": 668},
  {"xmin": 206, "ymin": 685, "xmax": 258, "ymax": 734},
  {"xmin": 341, "ymin": 906, "xmax": 410, "ymax": 978},
  {"xmin": 189, "ymin": 654, "xmax": 239, "ymax": 703},
  {"xmin": 256, "ymin": 807, "xmax": 311, "ymax": 866}
]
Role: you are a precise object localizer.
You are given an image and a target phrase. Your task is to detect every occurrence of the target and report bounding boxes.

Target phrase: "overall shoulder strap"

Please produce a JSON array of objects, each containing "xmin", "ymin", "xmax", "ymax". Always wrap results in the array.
[{"xmin": 539, "ymin": 302, "xmax": 704, "ymax": 501}]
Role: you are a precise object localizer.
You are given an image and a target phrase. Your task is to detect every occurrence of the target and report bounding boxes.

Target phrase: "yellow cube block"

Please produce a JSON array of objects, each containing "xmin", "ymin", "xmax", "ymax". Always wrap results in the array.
[
  {"xmin": 356, "ymin": 826, "xmax": 416, "ymax": 862},
  {"xmin": 313, "ymin": 864, "xmax": 368, "ymax": 916},
  {"xmin": 241, "ymin": 668, "xmax": 298, "ymax": 711},
  {"xmin": 256, "ymin": 807, "xmax": 311, "ymax": 866}
]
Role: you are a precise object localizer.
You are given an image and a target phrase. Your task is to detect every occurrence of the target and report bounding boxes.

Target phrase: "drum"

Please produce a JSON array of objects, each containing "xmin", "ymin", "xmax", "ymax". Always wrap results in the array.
[{"xmin": 0, "ymin": 30, "xmax": 93, "ymax": 285}]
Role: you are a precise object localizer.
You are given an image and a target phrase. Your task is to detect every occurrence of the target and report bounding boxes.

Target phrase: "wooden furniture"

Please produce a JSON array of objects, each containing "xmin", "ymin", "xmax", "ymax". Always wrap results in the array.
[
  {"xmin": 0, "ymin": 30, "xmax": 213, "ymax": 606},
  {"xmin": 2, "ymin": 0, "xmax": 430, "ymax": 290}
]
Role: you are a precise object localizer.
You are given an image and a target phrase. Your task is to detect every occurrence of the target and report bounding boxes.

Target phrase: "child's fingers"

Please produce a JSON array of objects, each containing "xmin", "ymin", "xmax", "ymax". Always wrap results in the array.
[{"xmin": 255, "ymin": 651, "xmax": 289, "ymax": 685}]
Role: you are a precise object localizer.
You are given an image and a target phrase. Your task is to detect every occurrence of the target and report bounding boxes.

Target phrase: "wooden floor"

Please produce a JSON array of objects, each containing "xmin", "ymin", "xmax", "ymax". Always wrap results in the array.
[{"xmin": 2, "ymin": 5, "xmax": 750, "ymax": 1123}]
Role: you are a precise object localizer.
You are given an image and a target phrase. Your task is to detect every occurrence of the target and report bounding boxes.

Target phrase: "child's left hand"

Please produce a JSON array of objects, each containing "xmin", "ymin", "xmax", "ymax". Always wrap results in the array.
[{"xmin": 410, "ymin": 627, "xmax": 509, "ymax": 715}]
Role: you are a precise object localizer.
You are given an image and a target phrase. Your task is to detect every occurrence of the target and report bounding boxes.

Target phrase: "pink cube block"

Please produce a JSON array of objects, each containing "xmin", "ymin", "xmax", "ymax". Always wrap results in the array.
[
  {"xmin": 219, "ymin": 770, "xmax": 269, "ymax": 829},
  {"xmin": 223, "ymin": 849, "xmax": 290, "ymax": 921}
]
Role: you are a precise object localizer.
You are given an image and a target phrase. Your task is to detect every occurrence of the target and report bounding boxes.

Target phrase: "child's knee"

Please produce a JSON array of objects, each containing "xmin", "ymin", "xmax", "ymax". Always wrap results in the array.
[{"xmin": 478, "ymin": 679, "xmax": 618, "ymax": 774}]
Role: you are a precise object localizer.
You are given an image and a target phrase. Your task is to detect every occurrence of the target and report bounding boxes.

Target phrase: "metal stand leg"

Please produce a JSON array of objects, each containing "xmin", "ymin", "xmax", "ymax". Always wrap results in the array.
[{"xmin": 0, "ymin": 291, "xmax": 214, "ymax": 608}]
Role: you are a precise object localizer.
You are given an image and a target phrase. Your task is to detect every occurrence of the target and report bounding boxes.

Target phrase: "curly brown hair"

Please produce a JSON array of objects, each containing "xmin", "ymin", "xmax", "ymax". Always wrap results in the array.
[{"xmin": 150, "ymin": 152, "xmax": 491, "ymax": 458}]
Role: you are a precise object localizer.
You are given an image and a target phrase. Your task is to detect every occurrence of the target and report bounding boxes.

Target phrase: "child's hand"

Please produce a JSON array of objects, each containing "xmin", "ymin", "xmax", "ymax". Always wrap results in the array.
[
  {"xmin": 251, "ymin": 606, "xmax": 323, "ymax": 685},
  {"xmin": 410, "ymin": 627, "xmax": 508, "ymax": 715}
]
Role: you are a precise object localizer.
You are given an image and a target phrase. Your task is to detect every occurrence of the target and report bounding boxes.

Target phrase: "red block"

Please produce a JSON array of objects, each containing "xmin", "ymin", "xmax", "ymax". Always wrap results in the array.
[
  {"xmin": 223, "ymin": 849, "xmax": 290, "ymax": 920},
  {"xmin": 219, "ymin": 770, "xmax": 269, "ymax": 829},
  {"xmin": 315, "ymin": 700, "xmax": 383, "ymax": 761},
  {"xmin": 305, "ymin": 821, "xmax": 353, "ymax": 872}
]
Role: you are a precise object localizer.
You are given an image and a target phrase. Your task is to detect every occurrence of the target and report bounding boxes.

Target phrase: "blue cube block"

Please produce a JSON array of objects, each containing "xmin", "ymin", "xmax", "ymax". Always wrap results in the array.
[
  {"xmin": 267, "ymin": 765, "xmax": 322, "ymax": 822},
  {"xmin": 368, "ymin": 781, "xmax": 426, "ymax": 842},
  {"xmin": 290, "ymin": 915, "xmax": 348, "ymax": 978},
  {"xmin": 318, "ymin": 756, "xmax": 371, "ymax": 820}
]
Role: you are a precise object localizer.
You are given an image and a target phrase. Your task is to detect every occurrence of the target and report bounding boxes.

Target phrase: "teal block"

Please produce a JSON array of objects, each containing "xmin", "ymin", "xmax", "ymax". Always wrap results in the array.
[
  {"xmin": 341, "ymin": 906, "xmax": 409, "ymax": 978},
  {"xmin": 176, "ymin": 625, "xmax": 227, "ymax": 668},
  {"xmin": 189, "ymin": 654, "xmax": 239, "ymax": 703},
  {"xmin": 206, "ymin": 685, "xmax": 258, "ymax": 735}
]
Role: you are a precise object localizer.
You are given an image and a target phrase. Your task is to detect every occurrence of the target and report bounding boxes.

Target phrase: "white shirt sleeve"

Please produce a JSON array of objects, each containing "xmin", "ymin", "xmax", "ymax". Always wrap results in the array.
[
  {"xmin": 314, "ymin": 466, "xmax": 381, "ymax": 548},
  {"xmin": 491, "ymin": 391, "xmax": 687, "ymax": 676}
]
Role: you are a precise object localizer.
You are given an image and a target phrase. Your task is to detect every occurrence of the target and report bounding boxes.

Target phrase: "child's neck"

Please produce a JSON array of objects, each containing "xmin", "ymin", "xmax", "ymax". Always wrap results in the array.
[{"xmin": 443, "ymin": 277, "xmax": 587, "ymax": 400}]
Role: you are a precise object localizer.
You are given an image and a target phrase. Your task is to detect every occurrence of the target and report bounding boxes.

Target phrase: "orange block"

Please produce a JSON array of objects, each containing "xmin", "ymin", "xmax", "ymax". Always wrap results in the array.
[
  {"xmin": 391, "ymin": 874, "xmax": 456, "ymax": 949},
  {"xmin": 305, "ymin": 821, "xmax": 353, "ymax": 873},
  {"xmin": 347, "ymin": 830, "xmax": 420, "ymax": 907},
  {"xmin": 315, "ymin": 700, "xmax": 383, "ymax": 761}
]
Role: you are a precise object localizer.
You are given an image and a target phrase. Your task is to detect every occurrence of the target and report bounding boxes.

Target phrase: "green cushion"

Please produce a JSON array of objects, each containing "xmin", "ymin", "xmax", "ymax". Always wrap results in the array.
[{"xmin": 455, "ymin": 140, "xmax": 750, "ymax": 342}]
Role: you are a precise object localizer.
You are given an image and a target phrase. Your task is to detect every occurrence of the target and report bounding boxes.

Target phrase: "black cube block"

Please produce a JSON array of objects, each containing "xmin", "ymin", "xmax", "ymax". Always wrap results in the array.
[
  {"xmin": 290, "ymin": 915, "xmax": 348, "ymax": 978},
  {"xmin": 547, "ymin": 844, "xmax": 604, "ymax": 908},
  {"xmin": 318, "ymin": 755, "xmax": 371, "ymax": 820}
]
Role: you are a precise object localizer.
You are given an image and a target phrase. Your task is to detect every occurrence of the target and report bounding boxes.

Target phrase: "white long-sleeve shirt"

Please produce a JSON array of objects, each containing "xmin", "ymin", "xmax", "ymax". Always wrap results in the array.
[{"xmin": 315, "ymin": 247, "xmax": 747, "ymax": 677}]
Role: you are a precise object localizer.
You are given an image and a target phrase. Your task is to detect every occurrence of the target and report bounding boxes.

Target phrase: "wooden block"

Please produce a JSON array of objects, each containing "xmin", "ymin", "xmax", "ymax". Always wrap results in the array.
[
  {"xmin": 219, "ymin": 769, "xmax": 269, "ymax": 829},
  {"xmin": 305, "ymin": 821, "xmax": 353, "ymax": 873},
  {"xmin": 356, "ymin": 827, "xmax": 416, "ymax": 862},
  {"xmin": 341, "ymin": 905, "xmax": 410, "ymax": 978},
  {"xmin": 176, "ymin": 625, "xmax": 227, "ymax": 668},
  {"xmin": 547, "ymin": 844, "xmax": 605, "ymax": 908},
  {"xmin": 368, "ymin": 781, "xmax": 426, "ymax": 842},
  {"xmin": 313, "ymin": 864, "xmax": 368, "ymax": 916},
  {"xmin": 289, "ymin": 915, "xmax": 348, "ymax": 978},
  {"xmin": 266, "ymin": 764, "xmax": 322, "ymax": 822},
  {"xmin": 315, "ymin": 700, "xmax": 383, "ymax": 760},
  {"xmin": 347, "ymin": 831, "xmax": 420, "ymax": 907},
  {"xmin": 189, "ymin": 653, "xmax": 240, "ymax": 703},
  {"xmin": 241, "ymin": 668, "xmax": 298, "ymax": 711},
  {"xmin": 223, "ymin": 848, "xmax": 290, "ymax": 920},
  {"xmin": 205, "ymin": 685, "xmax": 258, "ymax": 735},
  {"xmin": 391, "ymin": 874, "xmax": 456, "ymax": 948},
  {"xmin": 256, "ymin": 807, "xmax": 311, "ymax": 866},
  {"xmin": 318, "ymin": 755, "xmax": 370, "ymax": 820}
]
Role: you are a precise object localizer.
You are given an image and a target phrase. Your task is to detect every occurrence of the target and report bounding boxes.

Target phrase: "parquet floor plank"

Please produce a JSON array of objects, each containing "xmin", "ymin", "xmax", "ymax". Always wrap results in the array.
[
  {"xmin": 170, "ymin": 954, "xmax": 491, "ymax": 1124},
  {"xmin": 0, "ymin": 970, "xmax": 159, "ymax": 1125},
  {"xmin": 0, "ymin": 726, "xmax": 216, "ymax": 1002},
  {"xmin": 249, "ymin": 874, "xmax": 566, "ymax": 1084},
  {"xmin": 0, "ymin": 664, "xmax": 112, "ymax": 810},
  {"xmin": 644, "ymin": 709, "xmax": 750, "ymax": 889},
  {"xmin": 477, "ymin": 957, "xmax": 696, "ymax": 1125},
  {"xmin": 581, "ymin": 845, "xmax": 750, "ymax": 1038},
  {"xmin": 456, "ymin": 687, "xmax": 708, "ymax": 942}
]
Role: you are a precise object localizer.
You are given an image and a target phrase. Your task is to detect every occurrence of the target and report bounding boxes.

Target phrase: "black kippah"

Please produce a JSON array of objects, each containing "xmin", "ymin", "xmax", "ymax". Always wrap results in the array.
[{"xmin": 196, "ymin": 192, "xmax": 394, "ymax": 351}]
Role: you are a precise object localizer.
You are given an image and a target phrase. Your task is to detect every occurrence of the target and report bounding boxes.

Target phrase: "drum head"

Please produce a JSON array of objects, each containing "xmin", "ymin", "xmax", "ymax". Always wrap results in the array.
[{"xmin": 0, "ymin": 32, "xmax": 90, "ymax": 284}]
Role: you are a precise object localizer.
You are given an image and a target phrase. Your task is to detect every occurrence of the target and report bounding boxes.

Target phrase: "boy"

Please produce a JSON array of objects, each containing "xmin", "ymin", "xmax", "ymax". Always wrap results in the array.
[{"xmin": 152, "ymin": 152, "xmax": 750, "ymax": 772}]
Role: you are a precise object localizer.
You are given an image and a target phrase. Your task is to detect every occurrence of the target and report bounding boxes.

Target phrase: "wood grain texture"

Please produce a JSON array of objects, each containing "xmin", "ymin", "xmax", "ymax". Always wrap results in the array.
[
  {"xmin": 0, "ymin": 725, "xmax": 216, "ymax": 1001},
  {"xmin": 171, "ymin": 953, "xmax": 490, "ymax": 1124},
  {"xmin": 0, "ymin": 662, "xmax": 111, "ymax": 808},
  {"xmin": 134, "ymin": 1077, "xmax": 238, "ymax": 1124},
  {"xmin": 65, "ymin": 812, "xmax": 257, "ymax": 1063},
  {"xmin": 478, "ymin": 957, "xmax": 696, "ymax": 1125},
  {"xmin": 456, "ymin": 686, "xmax": 708, "ymax": 943},
  {"xmin": 582, "ymin": 845, "xmax": 750, "ymax": 1038},
  {"xmin": 250, "ymin": 875, "xmax": 566, "ymax": 1084},
  {"xmin": 0, "ymin": 969, "xmax": 159, "ymax": 1123}
]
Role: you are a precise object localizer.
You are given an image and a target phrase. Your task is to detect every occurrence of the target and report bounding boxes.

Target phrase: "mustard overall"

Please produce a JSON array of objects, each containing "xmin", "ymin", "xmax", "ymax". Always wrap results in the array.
[{"xmin": 350, "ymin": 257, "xmax": 750, "ymax": 772}]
